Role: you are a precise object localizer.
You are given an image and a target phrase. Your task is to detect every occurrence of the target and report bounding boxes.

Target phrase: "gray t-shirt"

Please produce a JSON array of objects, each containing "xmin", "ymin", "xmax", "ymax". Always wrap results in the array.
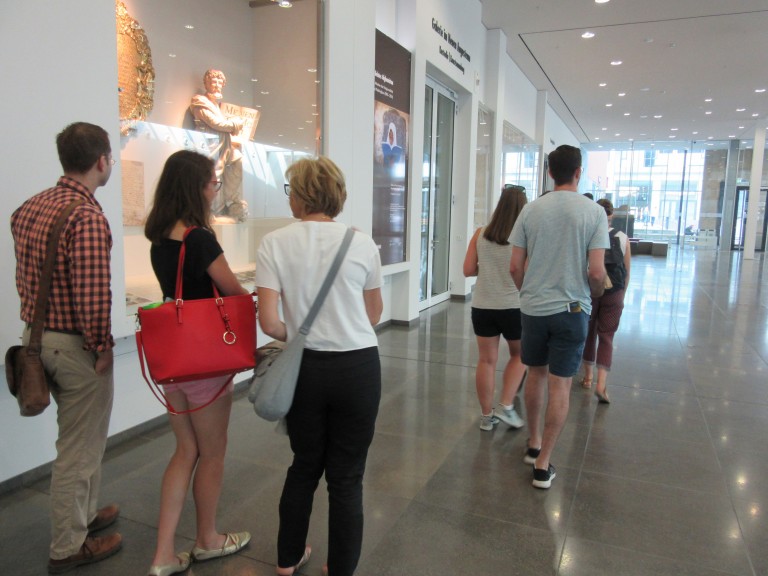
[
  {"xmin": 510, "ymin": 190, "xmax": 609, "ymax": 316},
  {"xmin": 473, "ymin": 228, "xmax": 521, "ymax": 310}
]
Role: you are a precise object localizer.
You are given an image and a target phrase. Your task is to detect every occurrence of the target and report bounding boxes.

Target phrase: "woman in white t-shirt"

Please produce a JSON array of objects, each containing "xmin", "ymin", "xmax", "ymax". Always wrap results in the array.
[
  {"xmin": 255, "ymin": 157, "xmax": 383, "ymax": 576},
  {"xmin": 580, "ymin": 198, "xmax": 631, "ymax": 404},
  {"xmin": 463, "ymin": 184, "xmax": 528, "ymax": 431}
]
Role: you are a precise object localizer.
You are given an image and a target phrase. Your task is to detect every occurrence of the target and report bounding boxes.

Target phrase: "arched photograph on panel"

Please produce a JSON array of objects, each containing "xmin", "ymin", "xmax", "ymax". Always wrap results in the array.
[{"xmin": 374, "ymin": 104, "xmax": 408, "ymax": 171}]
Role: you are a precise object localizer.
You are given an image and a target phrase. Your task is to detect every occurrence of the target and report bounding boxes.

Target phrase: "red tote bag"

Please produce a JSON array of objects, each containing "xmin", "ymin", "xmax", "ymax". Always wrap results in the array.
[{"xmin": 136, "ymin": 227, "xmax": 256, "ymax": 413}]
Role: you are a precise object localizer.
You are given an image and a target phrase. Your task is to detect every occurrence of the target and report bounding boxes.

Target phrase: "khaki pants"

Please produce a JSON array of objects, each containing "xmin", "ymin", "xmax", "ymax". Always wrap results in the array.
[{"xmin": 23, "ymin": 329, "xmax": 114, "ymax": 559}]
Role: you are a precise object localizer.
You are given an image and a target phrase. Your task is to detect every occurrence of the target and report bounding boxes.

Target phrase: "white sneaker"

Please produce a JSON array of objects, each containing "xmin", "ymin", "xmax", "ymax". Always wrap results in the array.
[
  {"xmin": 479, "ymin": 414, "xmax": 499, "ymax": 431},
  {"xmin": 494, "ymin": 404, "xmax": 524, "ymax": 428}
]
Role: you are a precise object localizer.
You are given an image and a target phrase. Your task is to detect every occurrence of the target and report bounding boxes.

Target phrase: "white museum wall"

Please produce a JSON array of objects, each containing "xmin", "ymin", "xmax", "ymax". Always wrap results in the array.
[
  {"xmin": 504, "ymin": 58, "xmax": 539, "ymax": 142},
  {"xmin": 0, "ymin": 0, "xmax": 132, "ymax": 484},
  {"xmin": 544, "ymin": 103, "xmax": 581, "ymax": 153}
]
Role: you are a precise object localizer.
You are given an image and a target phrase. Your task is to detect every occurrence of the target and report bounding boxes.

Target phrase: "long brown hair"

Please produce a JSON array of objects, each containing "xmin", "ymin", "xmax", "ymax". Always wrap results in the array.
[
  {"xmin": 483, "ymin": 184, "xmax": 527, "ymax": 245},
  {"xmin": 144, "ymin": 150, "xmax": 215, "ymax": 243}
]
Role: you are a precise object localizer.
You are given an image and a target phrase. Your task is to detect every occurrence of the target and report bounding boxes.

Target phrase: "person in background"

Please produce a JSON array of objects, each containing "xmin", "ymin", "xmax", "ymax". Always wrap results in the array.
[
  {"xmin": 463, "ymin": 184, "xmax": 528, "ymax": 432},
  {"xmin": 580, "ymin": 198, "xmax": 631, "ymax": 404},
  {"xmin": 11, "ymin": 122, "xmax": 122, "ymax": 573},
  {"xmin": 143, "ymin": 150, "xmax": 250, "ymax": 576},
  {"xmin": 256, "ymin": 156, "xmax": 383, "ymax": 576},
  {"xmin": 509, "ymin": 144, "xmax": 608, "ymax": 489}
]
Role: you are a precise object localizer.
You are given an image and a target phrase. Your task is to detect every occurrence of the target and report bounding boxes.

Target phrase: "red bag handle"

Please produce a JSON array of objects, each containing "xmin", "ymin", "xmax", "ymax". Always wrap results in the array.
[{"xmin": 175, "ymin": 227, "xmax": 222, "ymax": 301}]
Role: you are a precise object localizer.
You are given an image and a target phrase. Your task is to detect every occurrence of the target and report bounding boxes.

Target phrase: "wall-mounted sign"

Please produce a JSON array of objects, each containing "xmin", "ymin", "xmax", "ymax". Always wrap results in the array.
[{"xmin": 431, "ymin": 18, "xmax": 471, "ymax": 74}]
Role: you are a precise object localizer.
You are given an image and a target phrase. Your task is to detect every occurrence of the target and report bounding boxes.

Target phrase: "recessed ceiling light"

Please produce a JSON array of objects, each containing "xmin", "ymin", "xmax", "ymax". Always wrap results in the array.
[
  {"xmin": 640, "ymin": 115, "xmax": 648, "ymax": 119},
  {"xmin": 644, "ymin": 38, "xmax": 654, "ymax": 43},
  {"xmin": 582, "ymin": 31, "xmax": 595, "ymax": 39},
  {"xmin": 595, "ymin": 137, "xmax": 600, "ymax": 140},
  {"xmin": 260, "ymin": 91, "xmax": 270, "ymax": 95},
  {"xmin": 752, "ymin": 113, "xmax": 760, "ymax": 117},
  {"xmin": 756, "ymin": 88, "xmax": 766, "ymax": 93},
  {"xmin": 692, "ymin": 131, "xmax": 698, "ymax": 135},
  {"xmin": 708, "ymin": 136, "xmax": 714, "ymax": 140},
  {"xmin": 704, "ymin": 98, "xmax": 712, "ymax": 102},
  {"xmin": 671, "ymin": 128, "xmax": 678, "ymax": 131},
  {"xmin": 640, "ymin": 87, "xmax": 650, "ymax": 92},
  {"xmin": 623, "ymin": 112, "xmax": 630, "ymax": 116},
  {"xmin": 599, "ymin": 83, "xmax": 607, "ymax": 87},
  {"xmin": 728, "ymin": 135, "xmax": 736, "ymax": 138},
  {"xmin": 705, "ymin": 111, "xmax": 712, "ymax": 115},
  {"xmin": 738, "ymin": 126, "xmax": 744, "ymax": 129},
  {"xmin": 595, "ymin": 0, "xmax": 610, "ymax": 3},
  {"xmin": 298, "ymin": 127, "xmax": 304, "ymax": 130},
  {"xmin": 610, "ymin": 60, "xmax": 622, "ymax": 66},
  {"xmin": 669, "ymin": 135, "xmax": 676, "ymax": 138},
  {"xmin": 311, "ymin": 104, "xmax": 317, "ymax": 107},
  {"xmin": 654, "ymin": 115, "xmax": 663, "ymax": 119},
  {"xmin": 736, "ymin": 108, "xmax": 746, "ymax": 112},
  {"xmin": 602, "ymin": 127, "xmax": 607, "ymax": 131},
  {"xmin": 605, "ymin": 103, "xmax": 613, "ymax": 107},
  {"xmin": 184, "ymin": 25, "xmax": 194, "ymax": 30},
  {"xmin": 169, "ymin": 53, "xmax": 176, "ymax": 58},
  {"xmin": 277, "ymin": 0, "xmax": 293, "ymax": 7},
  {"xmin": 312, "ymin": 113, "xmax": 319, "ymax": 116},
  {"xmin": 618, "ymin": 92, "xmax": 626, "ymax": 97},
  {"xmin": 305, "ymin": 120, "xmax": 313, "ymax": 124},
  {"xmin": 614, "ymin": 133, "xmax": 620, "ymax": 136},
  {"xmin": 307, "ymin": 68, "xmax": 317, "ymax": 73},
  {"xmin": 251, "ymin": 78, "xmax": 258, "ymax": 82}
]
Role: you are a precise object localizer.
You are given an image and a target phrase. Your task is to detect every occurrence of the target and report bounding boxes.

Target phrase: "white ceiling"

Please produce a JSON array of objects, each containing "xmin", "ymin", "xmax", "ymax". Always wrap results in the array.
[{"xmin": 479, "ymin": 0, "xmax": 768, "ymax": 149}]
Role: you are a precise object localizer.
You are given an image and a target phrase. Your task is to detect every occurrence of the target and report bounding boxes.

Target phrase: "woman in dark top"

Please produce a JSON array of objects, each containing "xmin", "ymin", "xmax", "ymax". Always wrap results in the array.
[{"xmin": 143, "ymin": 150, "xmax": 250, "ymax": 576}]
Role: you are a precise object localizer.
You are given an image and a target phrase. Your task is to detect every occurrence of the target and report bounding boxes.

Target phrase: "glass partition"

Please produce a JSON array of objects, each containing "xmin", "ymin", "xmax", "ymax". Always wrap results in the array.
[
  {"xmin": 116, "ymin": 0, "xmax": 320, "ymax": 312},
  {"xmin": 501, "ymin": 122, "xmax": 540, "ymax": 201},
  {"xmin": 473, "ymin": 106, "xmax": 493, "ymax": 228}
]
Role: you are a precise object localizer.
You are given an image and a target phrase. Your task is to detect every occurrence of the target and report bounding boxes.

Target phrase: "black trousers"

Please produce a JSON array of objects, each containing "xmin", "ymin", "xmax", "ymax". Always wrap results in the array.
[{"xmin": 278, "ymin": 346, "xmax": 381, "ymax": 576}]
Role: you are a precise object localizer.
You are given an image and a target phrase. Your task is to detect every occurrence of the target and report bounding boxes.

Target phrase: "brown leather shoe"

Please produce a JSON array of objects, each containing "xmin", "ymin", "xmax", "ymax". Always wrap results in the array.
[
  {"xmin": 87, "ymin": 504, "xmax": 120, "ymax": 533},
  {"xmin": 48, "ymin": 533, "xmax": 123, "ymax": 574}
]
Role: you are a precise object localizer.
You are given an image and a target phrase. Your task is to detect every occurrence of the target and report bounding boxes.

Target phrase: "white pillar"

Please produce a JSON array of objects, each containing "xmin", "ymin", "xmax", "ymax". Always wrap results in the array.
[{"xmin": 743, "ymin": 126, "xmax": 766, "ymax": 259}]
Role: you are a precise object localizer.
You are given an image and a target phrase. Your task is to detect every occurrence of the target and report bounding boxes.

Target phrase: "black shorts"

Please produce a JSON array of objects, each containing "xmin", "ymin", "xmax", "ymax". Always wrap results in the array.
[{"xmin": 471, "ymin": 307, "xmax": 522, "ymax": 340}]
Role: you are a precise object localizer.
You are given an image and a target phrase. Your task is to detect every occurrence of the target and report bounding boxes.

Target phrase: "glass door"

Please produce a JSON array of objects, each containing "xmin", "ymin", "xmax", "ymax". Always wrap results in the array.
[
  {"xmin": 419, "ymin": 80, "xmax": 456, "ymax": 309},
  {"xmin": 732, "ymin": 186, "xmax": 768, "ymax": 251}
]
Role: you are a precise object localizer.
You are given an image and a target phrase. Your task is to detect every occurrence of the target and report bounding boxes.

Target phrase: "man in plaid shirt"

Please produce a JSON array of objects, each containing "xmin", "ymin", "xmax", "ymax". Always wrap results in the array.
[{"xmin": 11, "ymin": 122, "xmax": 122, "ymax": 573}]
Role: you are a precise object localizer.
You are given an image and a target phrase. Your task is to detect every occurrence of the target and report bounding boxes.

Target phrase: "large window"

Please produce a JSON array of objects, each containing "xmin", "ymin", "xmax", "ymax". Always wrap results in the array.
[
  {"xmin": 501, "ymin": 122, "xmax": 539, "ymax": 202},
  {"xmin": 583, "ymin": 141, "xmax": 730, "ymax": 243}
]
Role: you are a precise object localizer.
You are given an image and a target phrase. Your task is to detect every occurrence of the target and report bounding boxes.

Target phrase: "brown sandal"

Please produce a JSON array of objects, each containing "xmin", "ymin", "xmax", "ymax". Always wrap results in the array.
[{"xmin": 581, "ymin": 377, "xmax": 592, "ymax": 389}]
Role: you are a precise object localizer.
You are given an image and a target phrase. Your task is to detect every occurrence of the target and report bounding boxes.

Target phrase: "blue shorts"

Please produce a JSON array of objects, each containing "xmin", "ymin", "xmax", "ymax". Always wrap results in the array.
[
  {"xmin": 471, "ymin": 307, "xmax": 522, "ymax": 340},
  {"xmin": 521, "ymin": 311, "xmax": 589, "ymax": 377}
]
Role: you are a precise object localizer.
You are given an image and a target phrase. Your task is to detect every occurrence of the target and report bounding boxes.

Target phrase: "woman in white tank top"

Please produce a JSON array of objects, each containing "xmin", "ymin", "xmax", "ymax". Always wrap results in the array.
[{"xmin": 463, "ymin": 185, "xmax": 528, "ymax": 432}]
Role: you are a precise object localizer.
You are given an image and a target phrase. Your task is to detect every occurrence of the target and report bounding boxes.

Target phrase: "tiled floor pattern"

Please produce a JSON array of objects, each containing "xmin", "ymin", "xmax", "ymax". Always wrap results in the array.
[{"xmin": 3, "ymin": 246, "xmax": 768, "ymax": 575}]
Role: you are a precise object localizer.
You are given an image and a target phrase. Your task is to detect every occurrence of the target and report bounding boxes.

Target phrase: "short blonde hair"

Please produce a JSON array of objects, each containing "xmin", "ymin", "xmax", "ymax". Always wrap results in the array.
[{"xmin": 287, "ymin": 156, "xmax": 347, "ymax": 217}]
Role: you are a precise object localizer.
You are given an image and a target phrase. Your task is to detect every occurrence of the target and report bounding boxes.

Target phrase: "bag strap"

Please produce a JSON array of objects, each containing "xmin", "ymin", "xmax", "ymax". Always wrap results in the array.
[
  {"xmin": 175, "ymin": 226, "xmax": 221, "ymax": 301},
  {"xmin": 298, "ymin": 227, "xmax": 355, "ymax": 336},
  {"xmin": 135, "ymin": 329, "xmax": 233, "ymax": 416},
  {"xmin": 28, "ymin": 199, "xmax": 86, "ymax": 354}
]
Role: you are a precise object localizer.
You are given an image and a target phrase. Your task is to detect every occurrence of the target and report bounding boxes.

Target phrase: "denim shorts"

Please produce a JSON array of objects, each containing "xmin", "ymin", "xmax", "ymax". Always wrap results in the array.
[
  {"xmin": 521, "ymin": 311, "xmax": 589, "ymax": 377},
  {"xmin": 471, "ymin": 307, "xmax": 522, "ymax": 340}
]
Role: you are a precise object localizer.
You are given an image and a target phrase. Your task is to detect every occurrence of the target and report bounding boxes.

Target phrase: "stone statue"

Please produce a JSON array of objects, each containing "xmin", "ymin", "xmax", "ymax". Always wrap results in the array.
[{"xmin": 189, "ymin": 69, "xmax": 248, "ymax": 222}]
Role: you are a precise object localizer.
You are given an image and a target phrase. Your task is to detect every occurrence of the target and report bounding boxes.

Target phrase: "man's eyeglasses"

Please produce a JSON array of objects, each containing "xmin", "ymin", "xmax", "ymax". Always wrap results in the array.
[
  {"xmin": 211, "ymin": 179, "xmax": 223, "ymax": 191},
  {"xmin": 284, "ymin": 184, "xmax": 291, "ymax": 196}
]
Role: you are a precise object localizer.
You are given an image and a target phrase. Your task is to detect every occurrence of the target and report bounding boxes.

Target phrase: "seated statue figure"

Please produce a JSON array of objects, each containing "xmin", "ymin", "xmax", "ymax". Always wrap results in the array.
[{"xmin": 189, "ymin": 69, "xmax": 248, "ymax": 222}]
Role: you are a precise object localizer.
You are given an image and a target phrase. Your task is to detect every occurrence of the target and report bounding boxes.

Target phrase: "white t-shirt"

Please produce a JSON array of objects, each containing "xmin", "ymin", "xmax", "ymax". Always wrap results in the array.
[{"xmin": 254, "ymin": 221, "xmax": 382, "ymax": 351}]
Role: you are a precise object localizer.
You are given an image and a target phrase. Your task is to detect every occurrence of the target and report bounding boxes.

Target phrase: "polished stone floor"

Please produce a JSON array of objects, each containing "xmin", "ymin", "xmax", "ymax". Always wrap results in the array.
[{"xmin": 3, "ymin": 246, "xmax": 768, "ymax": 575}]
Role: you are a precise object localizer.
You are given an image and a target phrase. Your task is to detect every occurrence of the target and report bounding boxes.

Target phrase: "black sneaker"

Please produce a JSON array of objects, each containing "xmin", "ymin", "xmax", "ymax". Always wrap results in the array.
[
  {"xmin": 523, "ymin": 442, "xmax": 540, "ymax": 465},
  {"xmin": 532, "ymin": 464, "xmax": 556, "ymax": 489}
]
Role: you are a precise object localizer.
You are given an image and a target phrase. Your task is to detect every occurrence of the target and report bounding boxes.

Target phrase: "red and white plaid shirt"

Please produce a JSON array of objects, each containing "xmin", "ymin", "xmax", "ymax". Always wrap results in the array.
[{"xmin": 11, "ymin": 176, "xmax": 114, "ymax": 352}]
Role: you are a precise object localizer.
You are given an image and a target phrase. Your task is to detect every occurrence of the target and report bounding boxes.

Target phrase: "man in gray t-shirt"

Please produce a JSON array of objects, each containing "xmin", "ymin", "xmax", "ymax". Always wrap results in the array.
[{"xmin": 509, "ymin": 145, "xmax": 608, "ymax": 489}]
